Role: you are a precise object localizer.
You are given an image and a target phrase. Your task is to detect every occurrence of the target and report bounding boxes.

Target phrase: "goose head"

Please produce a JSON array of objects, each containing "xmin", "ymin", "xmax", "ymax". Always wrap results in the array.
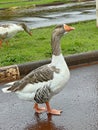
[
  {"xmin": 53, "ymin": 24, "xmax": 75, "ymax": 38},
  {"xmin": 19, "ymin": 23, "xmax": 32, "ymax": 36},
  {"xmin": 51, "ymin": 24, "xmax": 75, "ymax": 56}
]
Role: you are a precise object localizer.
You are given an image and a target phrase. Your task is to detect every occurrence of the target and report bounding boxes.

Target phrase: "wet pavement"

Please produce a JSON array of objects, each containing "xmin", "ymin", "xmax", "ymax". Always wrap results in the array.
[
  {"xmin": 0, "ymin": 64, "xmax": 98, "ymax": 130},
  {"xmin": 0, "ymin": 1, "xmax": 96, "ymax": 29}
]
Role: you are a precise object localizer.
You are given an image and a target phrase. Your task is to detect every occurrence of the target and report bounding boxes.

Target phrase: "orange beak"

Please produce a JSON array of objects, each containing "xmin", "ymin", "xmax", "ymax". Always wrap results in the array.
[{"xmin": 64, "ymin": 24, "xmax": 75, "ymax": 32}]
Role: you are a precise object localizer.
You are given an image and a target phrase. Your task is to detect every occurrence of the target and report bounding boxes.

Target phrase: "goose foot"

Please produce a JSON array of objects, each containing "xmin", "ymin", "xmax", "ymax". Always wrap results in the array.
[
  {"xmin": 47, "ymin": 109, "xmax": 62, "ymax": 115},
  {"xmin": 34, "ymin": 103, "xmax": 46, "ymax": 113},
  {"xmin": 45, "ymin": 102, "xmax": 62, "ymax": 115}
]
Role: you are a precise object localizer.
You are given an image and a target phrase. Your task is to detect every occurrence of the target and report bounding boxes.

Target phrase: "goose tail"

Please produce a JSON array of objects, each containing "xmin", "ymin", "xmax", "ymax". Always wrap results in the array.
[
  {"xmin": 2, "ymin": 82, "xmax": 15, "ymax": 93},
  {"xmin": 2, "ymin": 86, "xmax": 12, "ymax": 93}
]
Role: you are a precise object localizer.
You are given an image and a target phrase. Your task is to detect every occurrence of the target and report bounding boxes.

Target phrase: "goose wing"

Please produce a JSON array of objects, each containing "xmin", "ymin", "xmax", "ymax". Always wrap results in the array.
[{"xmin": 7, "ymin": 65, "xmax": 59, "ymax": 92}]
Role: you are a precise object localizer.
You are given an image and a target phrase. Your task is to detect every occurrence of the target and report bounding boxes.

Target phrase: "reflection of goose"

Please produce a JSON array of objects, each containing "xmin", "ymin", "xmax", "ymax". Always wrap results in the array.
[
  {"xmin": 25, "ymin": 113, "xmax": 65, "ymax": 130},
  {"xmin": 2, "ymin": 24, "xmax": 75, "ymax": 115},
  {"xmin": 0, "ymin": 23, "xmax": 32, "ymax": 47}
]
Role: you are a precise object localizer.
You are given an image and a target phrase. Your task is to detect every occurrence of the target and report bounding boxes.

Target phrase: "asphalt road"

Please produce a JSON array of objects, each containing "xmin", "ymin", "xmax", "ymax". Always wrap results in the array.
[{"xmin": 0, "ymin": 64, "xmax": 98, "ymax": 130}]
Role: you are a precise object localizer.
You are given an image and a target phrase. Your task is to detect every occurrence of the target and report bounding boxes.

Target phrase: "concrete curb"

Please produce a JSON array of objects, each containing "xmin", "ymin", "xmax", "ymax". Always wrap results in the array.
[{"xmin": 0, "ymin": 51, "xmax": 98, "ymax": 83}]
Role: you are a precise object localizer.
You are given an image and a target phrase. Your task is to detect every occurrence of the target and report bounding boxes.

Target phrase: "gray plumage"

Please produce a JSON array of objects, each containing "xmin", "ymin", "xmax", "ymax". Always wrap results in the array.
[
  {"xmin": 7, "ymin": 65, "xmax": 59, "ymax": 92},
  {"xmin": 34, "ymin": 85, "xmax": 51, "ymax": 104}
]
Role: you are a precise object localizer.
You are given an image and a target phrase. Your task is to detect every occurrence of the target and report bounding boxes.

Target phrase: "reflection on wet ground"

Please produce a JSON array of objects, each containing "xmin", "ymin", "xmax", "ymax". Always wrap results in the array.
[
  {"xmin": 0, "ymin": 1, "xmax": 96, "ymax": 29},
  {"xmin": 25, "ymin": 113, "xmax": 65, "ymax": 130},
  {"xmin": 0, "ymin": 64, "xmax": 98, "ymax": 130}
]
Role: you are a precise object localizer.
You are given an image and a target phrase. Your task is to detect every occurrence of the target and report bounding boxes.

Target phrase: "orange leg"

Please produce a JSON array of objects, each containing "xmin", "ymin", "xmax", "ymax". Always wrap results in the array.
[
  {"xmin": 45, "ymin": 102, "xmax": 62, "ymax": 115},
  {"xmin": 34, "ymin": 103, "xmax": 46, "ymax": 113},
  {"xmin": 0, "ymin": 40, "xmax": 2, "ymax": 48}
]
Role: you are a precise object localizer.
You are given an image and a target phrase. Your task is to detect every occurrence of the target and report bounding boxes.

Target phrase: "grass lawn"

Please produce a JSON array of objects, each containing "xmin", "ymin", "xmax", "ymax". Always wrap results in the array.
[
  {"xmin": 0, "ymin": 0, "xmax": 71, "ymax": 8},
  {"xmin": 0, "ymin": 20, "xmax": 98, "ymax": 67}
]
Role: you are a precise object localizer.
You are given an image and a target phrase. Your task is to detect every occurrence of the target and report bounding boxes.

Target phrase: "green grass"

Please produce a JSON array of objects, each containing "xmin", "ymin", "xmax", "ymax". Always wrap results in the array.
[
  {"xmin": 0, "ymin": 0, "xmax": 70, "ymax": 8},
  {"xmin": 0, "ymin": 20, "xmax": 98, "ymax": 67}
]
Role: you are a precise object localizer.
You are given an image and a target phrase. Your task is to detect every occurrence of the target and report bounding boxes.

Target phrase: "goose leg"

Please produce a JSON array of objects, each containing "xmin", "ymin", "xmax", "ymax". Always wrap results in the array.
[
  {"xmin": 34, "ymin": 103, "xmax": 46, "ymax": 113},
  {"xmin": 6, "ymin": 41, "xmax": 9, "ymax": 46},
  {"xmin": 0, "ymin": 40, "xmax": 2, "ymax": 47},
  {"xmin": 45, "ymin": 102, "xmax": 62, "ymax": 115}
]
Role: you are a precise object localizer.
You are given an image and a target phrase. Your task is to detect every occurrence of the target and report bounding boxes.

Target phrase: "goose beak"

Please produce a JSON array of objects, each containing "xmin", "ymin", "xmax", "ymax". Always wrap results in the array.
[{"xmin": 64, "ymin": 24, "xmax": 75, "ymax": 32}]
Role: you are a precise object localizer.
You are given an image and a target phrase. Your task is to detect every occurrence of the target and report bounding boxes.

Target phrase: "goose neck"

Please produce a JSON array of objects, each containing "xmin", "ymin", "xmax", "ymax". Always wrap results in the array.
[{"xmin": 51, "ymin": 35, "xmax": 61, "ymax": 56}]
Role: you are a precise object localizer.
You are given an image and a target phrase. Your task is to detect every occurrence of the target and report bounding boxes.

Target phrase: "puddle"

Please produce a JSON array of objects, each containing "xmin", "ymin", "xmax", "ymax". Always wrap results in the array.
[{"xmin": 24, "ymin": 113, "xmax": 65, "ymax": 130}]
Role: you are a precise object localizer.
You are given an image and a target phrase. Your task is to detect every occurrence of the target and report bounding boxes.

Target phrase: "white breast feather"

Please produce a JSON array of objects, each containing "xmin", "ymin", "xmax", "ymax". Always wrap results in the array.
[{"xmin": 50, "ymin": 54, "xmax": 70, "ymax": 93}]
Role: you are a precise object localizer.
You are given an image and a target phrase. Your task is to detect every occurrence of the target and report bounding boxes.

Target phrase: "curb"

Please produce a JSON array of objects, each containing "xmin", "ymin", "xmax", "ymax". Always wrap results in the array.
[{"xmin": 0, "ymin": 51, "xmax": 98, "ymax": 83}]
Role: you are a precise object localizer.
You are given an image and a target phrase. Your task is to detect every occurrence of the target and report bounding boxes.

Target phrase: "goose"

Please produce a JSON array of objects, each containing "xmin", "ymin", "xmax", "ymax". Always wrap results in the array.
[
  {"xmin": 2, "ymin": 24, "xmax": 75, "ymax": 115},
  {"xmin": 0, "ymin": 23, "xmax": 32, "ymax": 47}
]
